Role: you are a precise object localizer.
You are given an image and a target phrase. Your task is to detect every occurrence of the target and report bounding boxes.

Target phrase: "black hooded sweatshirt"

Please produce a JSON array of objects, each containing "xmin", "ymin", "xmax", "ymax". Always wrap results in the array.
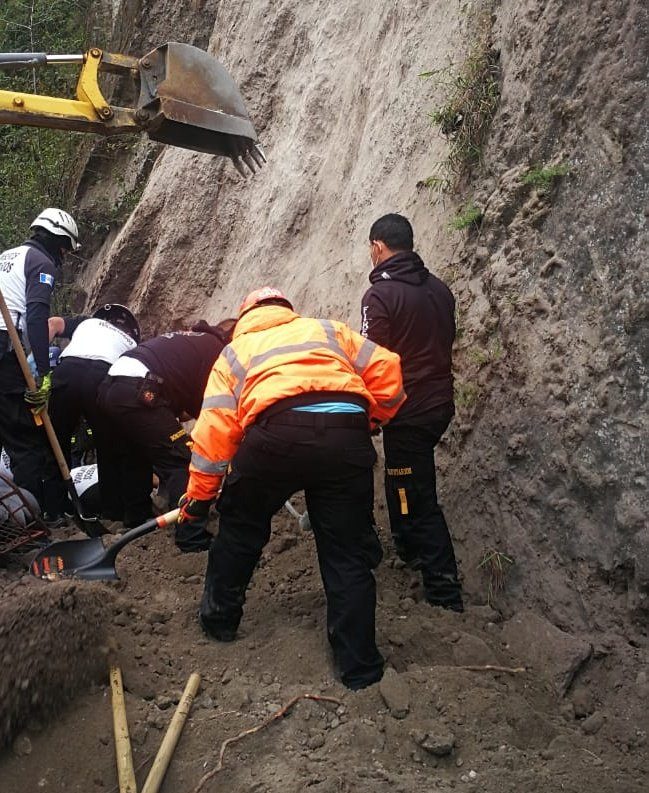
[{"xmin": 360, "ymin": 250, "xmax": 455, "ymax": 424}]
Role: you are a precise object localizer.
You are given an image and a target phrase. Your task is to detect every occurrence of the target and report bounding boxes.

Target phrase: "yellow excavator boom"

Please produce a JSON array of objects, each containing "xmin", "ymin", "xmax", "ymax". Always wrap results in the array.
[{"xmin": 0, "ymin": 44, "xmax": 265, "ymax": 176}]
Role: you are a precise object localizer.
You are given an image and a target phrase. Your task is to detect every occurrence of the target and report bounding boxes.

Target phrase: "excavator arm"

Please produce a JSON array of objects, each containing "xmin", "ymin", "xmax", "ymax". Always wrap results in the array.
[{"xmin": 0, "ymin": 43, "xmax": 265, "ymax": 176}]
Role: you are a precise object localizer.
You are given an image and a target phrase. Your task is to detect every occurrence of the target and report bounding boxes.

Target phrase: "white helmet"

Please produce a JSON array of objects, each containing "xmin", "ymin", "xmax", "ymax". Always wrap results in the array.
[{"xmin": 30, "ymin": 208, "xmax": 80, "ymax": 251}]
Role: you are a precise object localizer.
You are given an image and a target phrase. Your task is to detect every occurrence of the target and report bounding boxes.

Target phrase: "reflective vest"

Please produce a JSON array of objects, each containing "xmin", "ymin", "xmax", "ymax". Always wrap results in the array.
[{"xmin": 187, "ymin": 305, "xmax": 405, "ymax": 500}]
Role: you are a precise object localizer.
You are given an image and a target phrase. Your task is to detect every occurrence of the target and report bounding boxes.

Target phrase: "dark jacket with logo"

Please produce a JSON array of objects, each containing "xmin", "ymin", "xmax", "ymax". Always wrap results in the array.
[
  {"xmin": 0, "ymin": 239, "xmax": 60, "ymax": 392},
  {"xmin": 124, "ymin": 330, "xmax": 227, "ymax": 418},
  {"xmin": 360, "ymin": 251, "xmax": 455, "ymax": 424}
]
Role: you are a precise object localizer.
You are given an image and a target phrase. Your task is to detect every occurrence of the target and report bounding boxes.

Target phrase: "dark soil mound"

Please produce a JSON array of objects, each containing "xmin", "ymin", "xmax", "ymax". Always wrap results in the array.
[{"xmin": 0, "ymin": 582, "xmax": 113, "ymax": 746}]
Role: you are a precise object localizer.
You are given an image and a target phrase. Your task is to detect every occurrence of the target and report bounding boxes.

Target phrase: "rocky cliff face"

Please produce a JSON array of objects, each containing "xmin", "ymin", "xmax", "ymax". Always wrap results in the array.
[{"xmin": 77, "ymin": 0, "xmax": 648, "ymax": 628}]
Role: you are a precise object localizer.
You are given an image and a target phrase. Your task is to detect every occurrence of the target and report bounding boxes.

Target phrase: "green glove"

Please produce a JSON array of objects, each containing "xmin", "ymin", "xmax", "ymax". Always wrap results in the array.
[{"xmin": 25, "ymin": 372, "xmax": 52, "ymax": 415}]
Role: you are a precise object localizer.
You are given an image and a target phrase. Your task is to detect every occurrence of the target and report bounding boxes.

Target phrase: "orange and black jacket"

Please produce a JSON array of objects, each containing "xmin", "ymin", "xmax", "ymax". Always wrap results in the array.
[{"xmin": 187, "ymin": 304, "xmax": 406, "ymax": 500}]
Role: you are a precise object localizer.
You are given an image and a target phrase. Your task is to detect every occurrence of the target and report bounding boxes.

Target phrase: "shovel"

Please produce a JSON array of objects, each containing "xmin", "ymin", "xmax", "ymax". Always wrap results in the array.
[
  {"xmin": 0, "ymin": 288, "xmax": 106, "ymax": 537},
  {"xmin": 30, "ymin": 508, "xmax": 180, "ymax": 581},
  {"xmin": 284, "ymin": 500, "xmax": 311, "ymax": 531}
]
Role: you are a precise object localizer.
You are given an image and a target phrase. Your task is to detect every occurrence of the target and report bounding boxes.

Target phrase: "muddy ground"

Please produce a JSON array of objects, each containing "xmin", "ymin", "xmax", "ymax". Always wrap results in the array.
[{"xmin": 1, "ymin": 503, "xmax": 647, "ymax": 793}]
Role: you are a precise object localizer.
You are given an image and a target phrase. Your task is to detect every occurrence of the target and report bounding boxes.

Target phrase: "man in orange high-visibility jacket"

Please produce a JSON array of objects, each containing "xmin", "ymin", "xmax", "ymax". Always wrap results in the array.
[{"xmin": 179, "ymin": 287, "xmax": 405, "ymax": 690}]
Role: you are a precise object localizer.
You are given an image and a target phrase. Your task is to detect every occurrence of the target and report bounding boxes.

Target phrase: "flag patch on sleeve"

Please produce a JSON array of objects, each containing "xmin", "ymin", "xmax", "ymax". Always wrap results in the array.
[{"xmin": 39, "ymin": 273, "xmax": 54, "ymax": 287}]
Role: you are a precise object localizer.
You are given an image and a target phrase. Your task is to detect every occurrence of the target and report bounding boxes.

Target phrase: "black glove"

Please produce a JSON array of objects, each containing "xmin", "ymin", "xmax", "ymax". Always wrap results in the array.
[
  {"xmin": 178, "ymin": 493, "xmax": 212, "ymax": 524},
  {"xmin": 25, "ymin": 372, "xmax": 52, "ymax": 415}
]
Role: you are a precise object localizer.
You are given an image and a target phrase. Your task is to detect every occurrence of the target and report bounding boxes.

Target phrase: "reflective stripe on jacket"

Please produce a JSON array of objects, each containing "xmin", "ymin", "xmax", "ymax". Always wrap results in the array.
[{"xmin": 187, "ymin": 305, "xmax": 405, "ymax": 500}]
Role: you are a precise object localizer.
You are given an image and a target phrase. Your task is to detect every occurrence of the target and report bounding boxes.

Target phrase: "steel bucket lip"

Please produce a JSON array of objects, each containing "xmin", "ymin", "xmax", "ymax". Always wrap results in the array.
[{"xmin": 137, "ymin": 41, "xmax": 258, "ymax": 152}]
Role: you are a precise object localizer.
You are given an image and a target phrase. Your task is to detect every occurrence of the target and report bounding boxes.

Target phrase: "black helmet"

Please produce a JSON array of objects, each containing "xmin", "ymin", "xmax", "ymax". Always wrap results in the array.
[{"xmin": 92, "ymin": 304, "xmax": 141, "ymax": 343}]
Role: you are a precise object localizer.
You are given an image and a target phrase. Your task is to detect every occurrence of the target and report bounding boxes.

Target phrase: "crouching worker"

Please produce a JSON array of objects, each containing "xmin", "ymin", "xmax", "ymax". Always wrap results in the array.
[
  {"xmin": 179, "ymin": 288, "xmax": 405, "ymax": 690},
  {"xmin": 43, "ymin": 304, "xmax": 140, "ymax": 523},
  {"xmin": 97, "ymin": 319, "xmax": 235, "ymax": 551}
]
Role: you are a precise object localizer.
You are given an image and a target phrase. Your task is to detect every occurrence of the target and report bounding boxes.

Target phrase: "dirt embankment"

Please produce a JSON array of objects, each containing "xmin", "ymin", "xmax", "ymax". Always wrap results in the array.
[{"xmin": 77, "ymin": 0, "xmax": 648, "ymax": 628}]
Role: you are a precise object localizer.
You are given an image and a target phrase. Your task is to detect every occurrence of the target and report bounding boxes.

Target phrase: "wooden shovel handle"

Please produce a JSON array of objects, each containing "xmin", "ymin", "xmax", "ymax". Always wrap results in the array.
[{"xmin": 0, "ymin": 288, "xmax": 71, "ymax": 479}]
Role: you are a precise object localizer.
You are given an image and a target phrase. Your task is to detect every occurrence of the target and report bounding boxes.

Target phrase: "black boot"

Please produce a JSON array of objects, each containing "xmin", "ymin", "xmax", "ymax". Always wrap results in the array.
[{"xmin": 423, "ymin": 571, "xmax": 464, "ymax": 612}]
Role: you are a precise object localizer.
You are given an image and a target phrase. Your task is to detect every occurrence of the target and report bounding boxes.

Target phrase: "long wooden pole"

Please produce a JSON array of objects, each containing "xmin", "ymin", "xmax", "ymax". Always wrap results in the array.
[
  {"xmin": 109, "ymin": 665, "xmax": 137, "ymax": 793},
  {"xmin": 0, "ymin": 287, "xmax": 103, "ymax": 532},
  {"xmin": 141, "ymin": 672, "xmax": 201, "ymax": 793}
]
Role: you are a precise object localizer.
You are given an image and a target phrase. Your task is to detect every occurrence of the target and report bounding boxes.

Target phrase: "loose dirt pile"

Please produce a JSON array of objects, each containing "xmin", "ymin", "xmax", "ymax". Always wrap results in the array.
[
  {"xmin": 0, "ymin": 511, "xmax": 647, "ymax": 792},
  {"xmin": 0, "ymin": 580, "xmax": 113, "ymax": 746}
]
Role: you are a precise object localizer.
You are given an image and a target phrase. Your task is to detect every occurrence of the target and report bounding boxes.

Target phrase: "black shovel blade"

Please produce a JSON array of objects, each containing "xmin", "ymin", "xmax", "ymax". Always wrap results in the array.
[
  {"xmin": 31, "ymin": 536, "xmax": 108, "ymax": 580},
  {"xmin": 30, "ymin": 508, "xmax": 180, "ymax": 582}
]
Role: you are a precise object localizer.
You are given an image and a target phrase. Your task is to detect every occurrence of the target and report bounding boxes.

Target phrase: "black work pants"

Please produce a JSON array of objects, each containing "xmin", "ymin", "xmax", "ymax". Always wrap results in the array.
[
  {"xmin": 97, "ymin": 376, "xmax": 210, "ymax": 550},
  {"xmin": 382, "ymin": 412, "xmax": 463, "ymax": 610},
  {"xmin": 201, "ymin": 414, "xmax": 384, "ymax": 690},
  {"xmin": 42, "ymin": 357, "xmax": 119, "ymax": 518},
  {"xmin": 0, "ymin": 391, "xmax": 47, "ymax": 506}
]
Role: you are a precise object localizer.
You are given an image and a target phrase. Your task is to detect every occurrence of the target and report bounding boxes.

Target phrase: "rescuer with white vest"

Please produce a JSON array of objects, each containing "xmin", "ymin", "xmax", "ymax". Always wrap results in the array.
[
  {"xmin": 179, "ymin": 287, "xmax": 406, "ymax": 690},
  {"xmin": 0, "ymin": 208, "xmax": 80, "ymax": 507},
  {"xmin": 42, "ymin": 304, "xmax": 141, "ymax": 522}
]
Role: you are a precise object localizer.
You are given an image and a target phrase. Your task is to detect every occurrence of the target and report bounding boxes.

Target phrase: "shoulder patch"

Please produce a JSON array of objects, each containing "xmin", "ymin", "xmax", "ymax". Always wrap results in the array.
[{"xmin": 39, "ymin": 272, "xmax": 55, "ymax": 287}]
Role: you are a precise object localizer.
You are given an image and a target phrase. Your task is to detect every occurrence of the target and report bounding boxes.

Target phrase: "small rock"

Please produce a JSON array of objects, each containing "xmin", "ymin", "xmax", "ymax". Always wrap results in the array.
[
  {"xmin": 147, "ymin": 609, "xmax": 171, "ymax": 625},
  {"xmin": 414, "ymin": 724, "xmax": 455, "ymax": 757},
  {"xmin": 131, "ymin": 723, "xmax": 148, "ymax": 746},
  {"xmin": 146, "ymin": 711, "xmax": 166, "ymax": 729},
  {"xmin": 581, "ymin": 711, "xmax": 605, "ymax": 735},
  {"xmin": 468, "ymin": 770, "xmax": 478, "ymax": 780},
  {"xmin": 113, "ymin": 613, "xmax": 128, "ymax": 627},
  {"xmin": 271, "ymin": 535, "xmax": 298, "ymax": 554},
  {"xmin": 155, "ymin": 695, "xmax": 173, "ymax": 710},
  {"xmin": 12, "ymin": 734, "xmax": 32, "ymax": 757},
  {"xmin": 572, "ymin": 687, "xmax": 594, "ymax": 718},
  {"xmin": 452, "ymin": 633, "xmax": 498, "ymax": 667},
  {"xmin": 400, "ymin": 597, "xmax": 415, "ymax": 612},
  {"xmin": 379, "ymin": 668, "xmax": 410, "ymax": 719},
  {"xmin": 307, "ymin": 732, "xmax": 325, "ymax": 749},
  {"xmin": 221, "ymin": 668, "xmax": 234, "ymax": 684},
  {"xmin": 184, "ymin": 574, "xmax": 201, "ymax": 584}
]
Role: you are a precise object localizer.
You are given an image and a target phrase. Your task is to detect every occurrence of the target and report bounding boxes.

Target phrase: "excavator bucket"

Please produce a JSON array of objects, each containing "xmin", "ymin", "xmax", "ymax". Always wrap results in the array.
[{"xmin": 136, "ymin": 42, "xmax": 265, "ymax": 175}]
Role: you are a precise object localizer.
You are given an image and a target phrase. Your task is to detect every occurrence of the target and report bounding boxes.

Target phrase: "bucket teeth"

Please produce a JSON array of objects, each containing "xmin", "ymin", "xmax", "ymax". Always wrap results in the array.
[
  {"xmin": 231, "ymin": 156, "xmax": 249, "ymax": 178},
  {"xmin": 254, "ymin": 143, "xmax": 267, "ymax": 163},
  {"xmin": 249, "ymin": 145, "xmax": 266, "ymax": 169},
  {"xmin": 242, "ymin": 151, "xmax": 257, "ymax": 174}
]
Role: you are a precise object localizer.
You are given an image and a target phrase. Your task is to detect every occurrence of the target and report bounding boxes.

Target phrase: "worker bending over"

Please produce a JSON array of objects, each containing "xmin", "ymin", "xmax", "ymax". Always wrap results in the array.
[
  {"xmin": 180, "ymin": 288, "xmax": 405, "ymax": 690},
  {"xmin": 43, "ymin": 304, "xmax": 141, "ymax": 523},
  {"xmin": 97, "ymin": 319, "xmax": 235, "ymax": 549},
  {"xmin": 0, "ymin": 208, "xmax": 80, "ymax": 508}
]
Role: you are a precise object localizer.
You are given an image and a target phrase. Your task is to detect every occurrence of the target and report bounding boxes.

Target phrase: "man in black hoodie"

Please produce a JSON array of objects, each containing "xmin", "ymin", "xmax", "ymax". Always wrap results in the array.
[{"xmin": 360, "ymin": 213, "xmax": 463, "ymax": 611}]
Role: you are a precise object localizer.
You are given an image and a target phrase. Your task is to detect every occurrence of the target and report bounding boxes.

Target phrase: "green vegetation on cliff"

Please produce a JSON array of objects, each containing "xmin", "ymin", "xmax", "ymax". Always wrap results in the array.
[{"xmin": 0, "ymin": 0, "xmax": 91, "ymax": 247}]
